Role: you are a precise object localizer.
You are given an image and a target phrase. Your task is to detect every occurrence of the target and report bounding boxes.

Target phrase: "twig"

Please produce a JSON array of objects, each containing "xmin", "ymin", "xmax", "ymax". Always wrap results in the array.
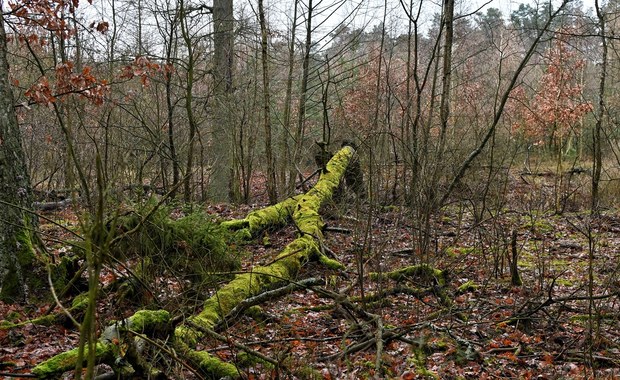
[
  {"xmin": 47, "ymin": 264, "xmax": 80, "ymax": 328},
  {"xmin": 319, "ymin": 328, "xmax": 407, "ymax": 362},
  {"xmin": 319, "ymin": 240, "xmax": 339, "ymax": 261},
  {"xmin": 216, "ymin": 277, "xmax": 324, "ymax": 330},
  {"xmin": 375, "ymin": 316, "xmax": 384, "ymax": 378},
  {"xmin": 510, "ymin": 283, "xmax": 620, "ymax": 323},
  {"xmin": 296, "ymin": 167, "xmax": 321, "ymax": 190},
  {"xmin": 188, "ymin": 321, "xmax": 278, "ymax": 366},
  {"xmin": 323, "ymin": 225, "xmax": 352, "ymax": 234},
  {"xmin": 388, "ymin": 247, "xmax": 415, "ymax": 257},
  {"xmin": 0, "ymin": 373, "xmax": 37, "ymax": 378},
  {"xmin": 125, "ymin": 329, "xmax": 204, "ymax": 379},
  {"xmin": 214, "ymin": 334, "xmax": 354, "ymax": 350}
]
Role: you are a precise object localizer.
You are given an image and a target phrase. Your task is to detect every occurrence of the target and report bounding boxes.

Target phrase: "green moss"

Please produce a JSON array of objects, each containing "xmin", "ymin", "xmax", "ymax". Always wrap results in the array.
[
  {"xmin": 72, "ymin": 292, "xmax": 90, "ymax": 309},
  {"xmin": 177, "ymin": 343, "xmax": 239, "ymax": 379},
  {"xmin": 0, "ymin": 320, "xmax": 16, "ymax": 328},
  {"xmin": 521, "ymin": 219, "xmax": 554, "ymax": 234},
  {"xmin": 172, "ymin": 147, "xmax": 357, "ymax": 377},
  {"xmin": 127, "ymin": 309, "xmax": 170, "ymax": 332},
  {"xmin": 550, "ymin": 259, "xmax": 569, "ymax": 269},
  {"xmin": 569, "ymin": 314, "xmax": 617, "ymax": 323},
  {"xmin": 446, "ymin": 246, "xmax": 478, "ymax": 257},
  {"xmin": 50, "ymin": 254, "xmax": 79, "ymax": 293},
  {"xmin": 517, "ymin": 260, "xmax": 535, "ymax": 269},
  {"xmin": 243, "ymin": 305, "xmax": 265, "ymax": 321},
  {"xmin": 292, "ymin": 366, "xmax": 323, "ymax": 379},
  {"xmin": 457, "ymin": 281, "xmax": 479, "ymax": 293},
  {"xmin": 407, "ymin": 343, "xmax": 438, "ymax": 379},
  {"xmin": 32, "ymin": 342, "xmax": 113, "ymax": 377},
  {"xmin": 222, "ymin": 196, "xmax": 300, "ymax": 238},
  {"xmin": 262, "ymin": 234, "xmax": 271, "ymax": 247},
  {"xmin": 1, "ymin": 298, "xmax": 86, "ymax": 329},
  {"xmin": 371, "ymin": 264, "xmax": 445, "ymax": 286},
  {"xmin": 113, "ymin": 205, "xmax": 240, "ymax": 291},
  {"xmin": 188, "ymin": 265, "xmax": 283, "ymax": 333},
  {"xmin": 235, "ymin": 351, "xmax": 274, "ymax": 368},
  {"xmin": 16, "ymin": 227, "xmax": 36, "ymax": 267},
  {"xmin": 5, "ymin": 311, "xmax": 21, "ymax": 322},
  {"xmin": 555, "ymin": 278, "xmax": 574, "ymax": 287},
  {"xmin": 318, "ymin": 254, "xmax": 345, "ymax": 270},
  {"xmin": 428, "ymin": 338, "xmax": 450, "ymax": 351},
  {"xmin": 0, "ymin": 217, "xmax": 40, "ymax": 303}
]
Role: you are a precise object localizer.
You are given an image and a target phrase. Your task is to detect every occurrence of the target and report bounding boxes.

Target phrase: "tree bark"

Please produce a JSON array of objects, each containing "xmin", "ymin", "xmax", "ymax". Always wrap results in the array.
[
  {"xmin": 258, "ymin": 0, "xmax": 277, "ymax": 204},
  {"xmin": 211, "ymin": 0, "xmax": 236, "ymax": 202},
  {"xmin": 289, "ymin": 0, "xmax": 313, "ymax": 194},
  {"xmin": 0, "ymin": 6, "xmax": 39, "ymax": 303},
  {"xmin": 592, "ymin": 0, "xmax": 606, "ymax": 213},
  {"xmin": 180, "ymin": 0, "xmax": 198, "ymax": 203}
]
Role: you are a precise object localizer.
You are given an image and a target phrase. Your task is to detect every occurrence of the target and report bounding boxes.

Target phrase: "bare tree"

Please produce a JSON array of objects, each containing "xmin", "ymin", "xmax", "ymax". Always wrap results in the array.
[
  {"xmin": 290, "ymin": 0, "xmax": 314, "ymax": 194},
  {"xmin": 280, "ymin": 0, "xmax": 298, "ymax": 195},
  {"xmin": 211, "ymin": 0, "xmax": 235, "ymax": 201},
  {"xmin": 592, "ymin": 0, "xmax": 607, "ymax": 212},
  {"xmin": 258, "ymin": 0, "xmax": 277, "ymax": 203}
]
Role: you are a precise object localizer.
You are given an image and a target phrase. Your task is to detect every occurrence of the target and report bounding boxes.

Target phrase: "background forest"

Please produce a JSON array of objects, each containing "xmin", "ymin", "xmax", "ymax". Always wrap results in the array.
[{"xmin": 1, "ymin": 0, "xmax": 620, "ymax": 378}]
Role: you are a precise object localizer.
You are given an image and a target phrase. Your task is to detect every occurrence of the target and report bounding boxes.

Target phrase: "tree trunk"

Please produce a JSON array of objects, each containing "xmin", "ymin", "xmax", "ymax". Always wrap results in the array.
[
  {"xmin": 0, "ymin": 10, "xmax": 38, "ymax": 303},
  {"xmin": 181, "ymin": 0, "xmax": 197, "ymax": 203},
  {"xmin": 211, "ymin": 0, "xmax": 236, "ymax": 202},
  {"xmin": 164, "ymin": 12, "xmax": 180, "ymax": 198},
  {"xmin": 280, "ymin": 0, "xmax": 298, "ymax": 194},
  {"xmin": 592, "ymin": 0, "xmax": 606, "ymax": 213},
  {"xmin": 258, "ymin": 0, "xmax": 277, "ymax": 204},
  {"xmin": 289, "ymin": 0, "xmax": 313, "ymax": 194}
]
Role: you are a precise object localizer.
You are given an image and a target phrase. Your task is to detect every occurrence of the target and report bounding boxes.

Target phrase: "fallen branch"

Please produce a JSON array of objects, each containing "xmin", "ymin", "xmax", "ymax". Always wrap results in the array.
[
  {"xmin": 215, "ymin": 277, "xmax": 324, "ymax": 331},
  {"xmin": 33, "ymin": 146, "xmax": 358, "ymax": 379},
  {"xmin": 188, "ymin": 321, "xmax": 279, "ymax": 366}
]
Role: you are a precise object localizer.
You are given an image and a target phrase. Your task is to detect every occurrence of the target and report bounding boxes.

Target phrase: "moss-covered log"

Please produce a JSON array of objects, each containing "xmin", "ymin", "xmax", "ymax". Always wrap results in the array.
[
  {"xmin": 220, "ymin": 196, "xmax": 300, "ymax": 239},
  {"xmin": 32, "ymin": 146, "xmax": 358, "ymax": 378},
  {"xmin": 175, "ymin": 145, "xmax": 355, "ymax": 377},
  {"xmin": 33, "ymin": 310, "xmax": 170, "ymax": 378},
  {"xmin": 370, "ymin": 264, "xmax": 446, "ymax": 286}
]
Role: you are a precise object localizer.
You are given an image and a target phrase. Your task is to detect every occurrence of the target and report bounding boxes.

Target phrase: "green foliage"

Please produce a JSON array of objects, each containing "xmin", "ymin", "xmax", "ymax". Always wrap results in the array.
[{"xmin": 114, "ymin": 202, "xmax": 241, "ymax": 288}]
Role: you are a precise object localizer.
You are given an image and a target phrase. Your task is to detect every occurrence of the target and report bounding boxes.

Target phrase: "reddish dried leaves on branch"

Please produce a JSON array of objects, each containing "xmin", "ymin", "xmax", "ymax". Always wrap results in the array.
[
  {"xmin": 510, "ymin": 33, "xmax": 593, "ymax": 145},
  {"xmin": 89, "ymin": 20, "xmax": 109, "ymax": 34},
  {"xmin": 7, "ymin": 0, "xmax": 109, "ymax": 106},
  {"xmin": 120, "ymin": 56, "xmax": 173, "ymax": 87},
  {"xmin": 25, "ymin": 63, "xmax": 108, "ymax": 106},
  {"xmin": 7, "ymin": 0, "xmax": 88, "ymax": 38}
]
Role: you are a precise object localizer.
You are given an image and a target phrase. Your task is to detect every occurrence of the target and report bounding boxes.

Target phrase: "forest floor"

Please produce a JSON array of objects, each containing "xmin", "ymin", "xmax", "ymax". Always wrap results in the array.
[{"xmin": 1, "ymin": 171, "xmax": 620, "ymax": 379}]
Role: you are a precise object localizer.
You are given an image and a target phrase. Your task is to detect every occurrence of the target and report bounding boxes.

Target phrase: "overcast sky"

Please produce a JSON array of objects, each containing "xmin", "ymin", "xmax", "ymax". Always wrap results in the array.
[{"xmin": 469, "ymin": 0, "xmax": 597, "ymax": 17}]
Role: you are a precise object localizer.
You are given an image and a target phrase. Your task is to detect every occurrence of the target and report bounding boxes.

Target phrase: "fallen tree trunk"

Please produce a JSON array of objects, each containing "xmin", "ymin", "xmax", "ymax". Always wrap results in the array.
[
  {"xmin": 173, "ymin": 145, "xmax": 355, "ymax": 377},
  {"xmin": 33, "ymin": 145, "xmax": 357, "ymax": 378}
]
